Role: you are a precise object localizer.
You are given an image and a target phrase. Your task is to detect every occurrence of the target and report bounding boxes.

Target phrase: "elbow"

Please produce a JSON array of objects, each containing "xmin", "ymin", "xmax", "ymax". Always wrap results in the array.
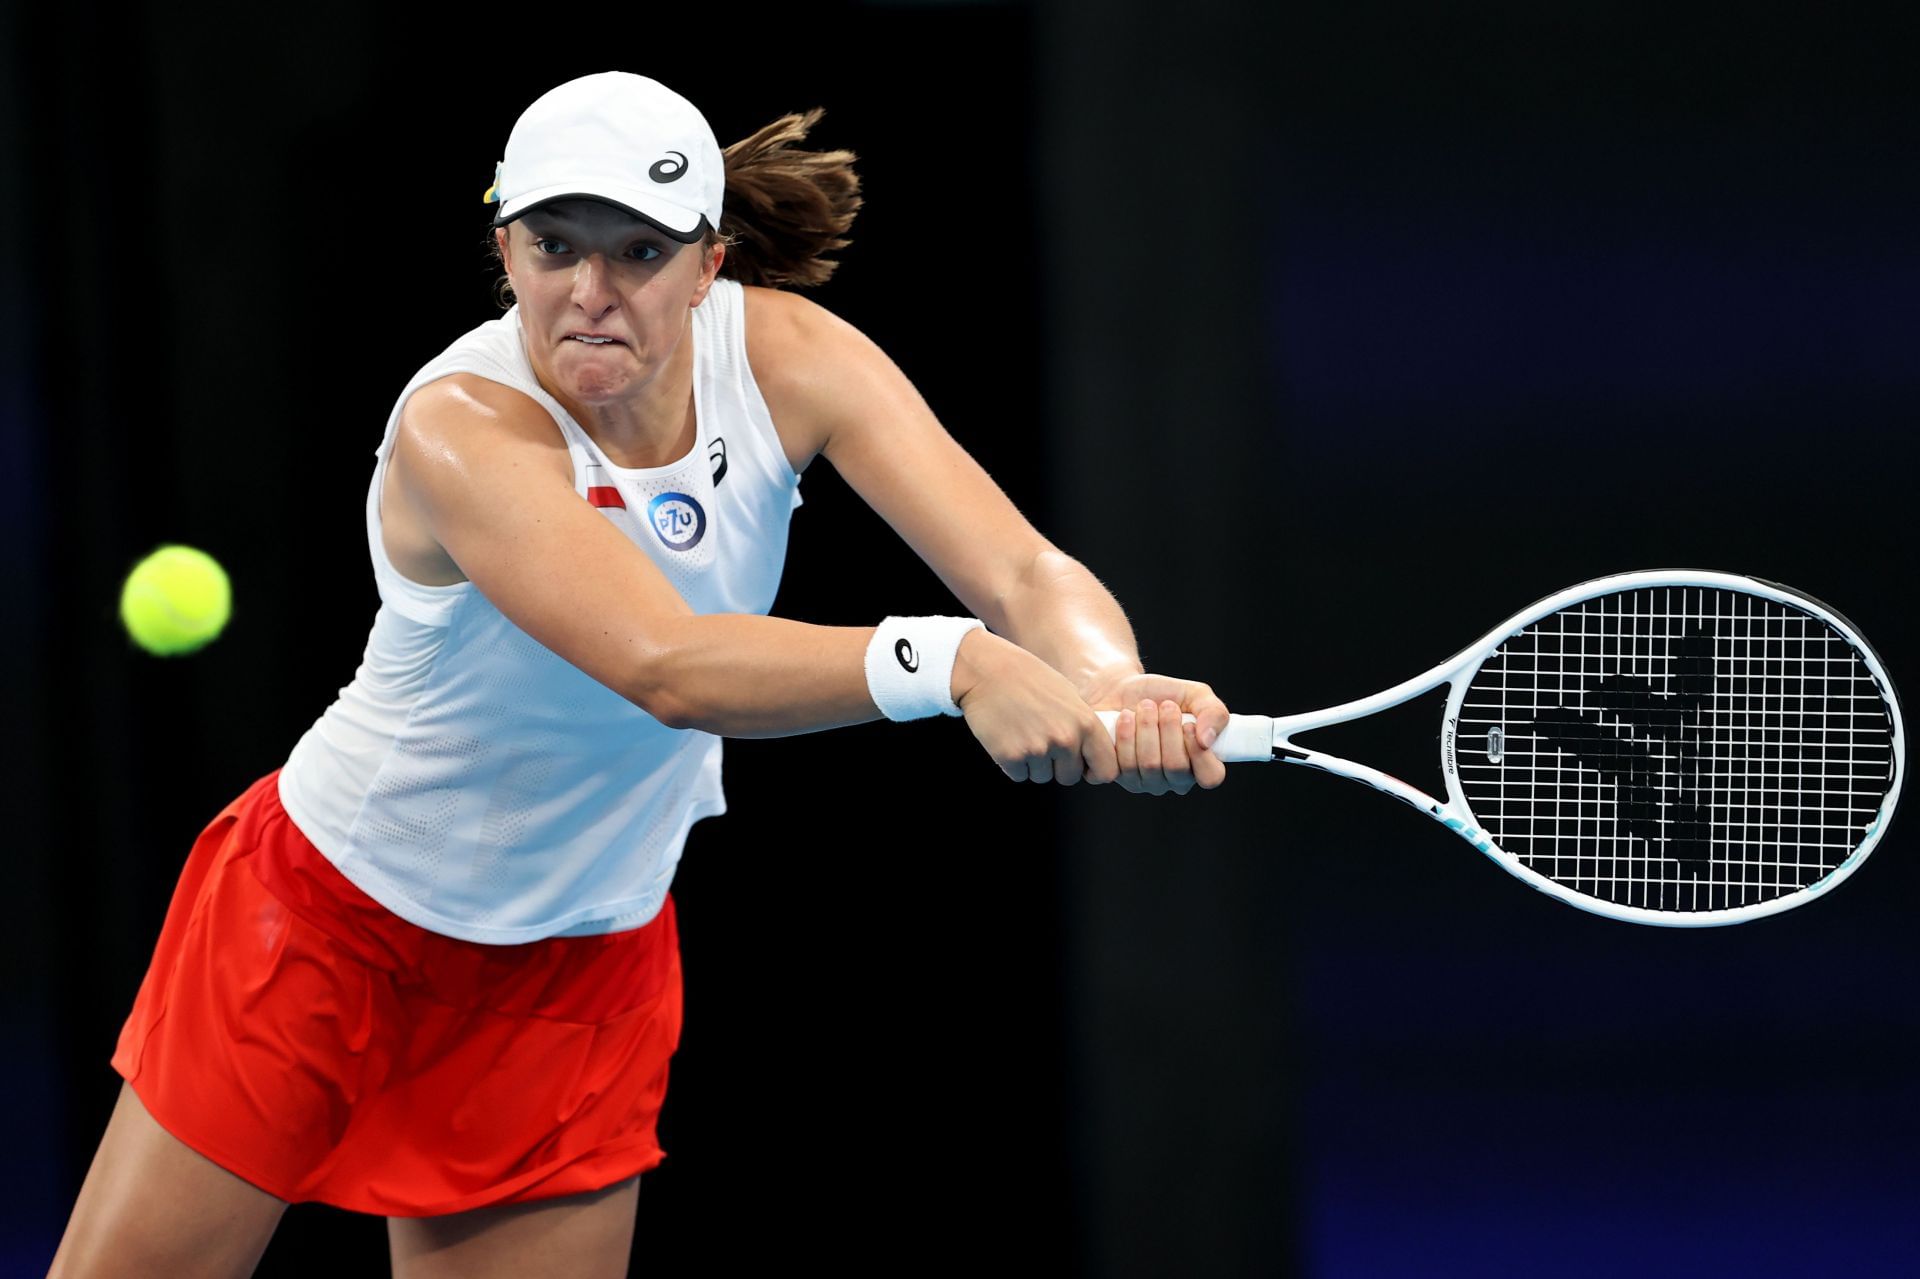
[
  {"xmin": 639, "ymin": 690, "xmax": 698, "ymax": 732},
  {"xmin": 625, "ymin": 629, "xmax": 703, "ymax": 732},
  {"xmin": 629, "ymin": 669, "xmax": 699, "ymax": 732}
]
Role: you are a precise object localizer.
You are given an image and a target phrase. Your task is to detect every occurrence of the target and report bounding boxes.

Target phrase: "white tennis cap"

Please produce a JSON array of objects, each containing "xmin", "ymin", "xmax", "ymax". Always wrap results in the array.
[{"xmin": 485, "ymin": 72, "xmax": 724, "ymax": 244}]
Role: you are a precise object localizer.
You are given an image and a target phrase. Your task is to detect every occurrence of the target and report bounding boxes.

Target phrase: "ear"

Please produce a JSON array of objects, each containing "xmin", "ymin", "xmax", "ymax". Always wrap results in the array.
[
  {"xmin": 688, "ymin": 241, "xmax": 726, "ymax": 309},
  {"xmin": 494, "ymin": 226, "xmax": 514, "ymax": 274}
]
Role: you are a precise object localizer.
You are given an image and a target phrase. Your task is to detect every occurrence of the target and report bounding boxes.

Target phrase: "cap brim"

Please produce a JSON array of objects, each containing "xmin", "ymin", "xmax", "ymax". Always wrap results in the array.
[{"xmin": 493, "ymin": 185, "xmax": 708, "ymax": 244}]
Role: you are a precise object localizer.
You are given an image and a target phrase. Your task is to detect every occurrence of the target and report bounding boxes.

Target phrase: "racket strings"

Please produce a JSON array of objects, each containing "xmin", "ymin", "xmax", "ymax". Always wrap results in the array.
[{"xmin": 1454, "ymin": 587, "xmax": 1897, "ymax": 914}]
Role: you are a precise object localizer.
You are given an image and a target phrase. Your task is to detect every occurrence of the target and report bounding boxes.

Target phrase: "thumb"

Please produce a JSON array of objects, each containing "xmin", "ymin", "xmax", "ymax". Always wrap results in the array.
[{"xmin": 1175, "ymin": 685, "xmax": 1230, "ymax": 751}]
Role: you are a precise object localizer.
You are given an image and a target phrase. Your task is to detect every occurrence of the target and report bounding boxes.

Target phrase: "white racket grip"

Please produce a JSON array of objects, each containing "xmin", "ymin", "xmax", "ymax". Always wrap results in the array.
[{"xmin": 1094, "ymin": 711, "xmax": 1276, "ymax": 763}]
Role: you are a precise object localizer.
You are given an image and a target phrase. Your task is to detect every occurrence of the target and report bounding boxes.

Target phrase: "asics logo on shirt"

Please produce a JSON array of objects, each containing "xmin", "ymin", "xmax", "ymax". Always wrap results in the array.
[{"xmin": 895, "ymin": 640, "xmax": 919, "ymax": 673}]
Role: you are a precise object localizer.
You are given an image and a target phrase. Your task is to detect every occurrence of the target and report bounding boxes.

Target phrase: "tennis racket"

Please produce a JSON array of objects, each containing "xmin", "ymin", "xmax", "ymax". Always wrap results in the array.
[{"xmin": 1098, "ymin": 570, "xmax": 1904, "ymax": 926}]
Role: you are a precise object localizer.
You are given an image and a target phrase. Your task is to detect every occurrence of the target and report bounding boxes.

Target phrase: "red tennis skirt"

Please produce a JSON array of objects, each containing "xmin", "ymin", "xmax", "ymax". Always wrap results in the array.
[{"xmin": 111, "ymin": 770, "xmax": 683, "ymax": 1218}]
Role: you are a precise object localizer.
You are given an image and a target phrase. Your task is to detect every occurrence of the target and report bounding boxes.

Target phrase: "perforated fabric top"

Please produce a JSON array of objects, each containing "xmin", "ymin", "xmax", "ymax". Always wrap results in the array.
[
  {"xmin": 1451, "ymin": 585, "xmax": 1898, "ymax": 916},
  {"xmin": 279, "ymin": 280, "xmax": 804, "ymax": 943}
]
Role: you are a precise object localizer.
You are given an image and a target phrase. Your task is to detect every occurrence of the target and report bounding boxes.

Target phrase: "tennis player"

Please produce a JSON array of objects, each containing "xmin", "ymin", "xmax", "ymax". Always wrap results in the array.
[{"xmin": 49, "ymin": 72, "xmax": 1231, "ymax": 1279}]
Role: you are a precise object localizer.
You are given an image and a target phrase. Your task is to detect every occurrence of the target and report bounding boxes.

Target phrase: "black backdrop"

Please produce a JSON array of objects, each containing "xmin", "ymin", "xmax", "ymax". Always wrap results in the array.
[{"xmin": 5, "ymin": 3, "xmax": 1917, "ymax": 1276}]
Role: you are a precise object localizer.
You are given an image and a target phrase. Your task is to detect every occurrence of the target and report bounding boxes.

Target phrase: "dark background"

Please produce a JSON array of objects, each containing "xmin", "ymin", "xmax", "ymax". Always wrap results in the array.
[{"xmin": 4, "ymin": 2, "xmax": 1916, "ymax": 1276}]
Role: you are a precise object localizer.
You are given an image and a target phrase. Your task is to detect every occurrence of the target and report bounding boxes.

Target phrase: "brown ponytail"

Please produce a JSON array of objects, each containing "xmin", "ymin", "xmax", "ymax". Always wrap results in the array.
[{"xmin": 711, "ymin": 108, "xmax": 862, "ymax": 289}]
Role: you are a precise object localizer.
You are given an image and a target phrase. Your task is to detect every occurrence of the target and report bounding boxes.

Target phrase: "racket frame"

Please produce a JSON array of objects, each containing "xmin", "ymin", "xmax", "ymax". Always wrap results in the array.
[{"xmin": 1251, "ymin": 569, "xmax": 1905, "ymax": 926}]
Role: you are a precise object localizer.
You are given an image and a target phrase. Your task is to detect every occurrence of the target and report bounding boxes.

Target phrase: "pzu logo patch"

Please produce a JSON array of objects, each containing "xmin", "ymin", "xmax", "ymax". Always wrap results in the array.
[{"xmin": 648, "ymin": 492, "xmax": 707, "ymax": 551}]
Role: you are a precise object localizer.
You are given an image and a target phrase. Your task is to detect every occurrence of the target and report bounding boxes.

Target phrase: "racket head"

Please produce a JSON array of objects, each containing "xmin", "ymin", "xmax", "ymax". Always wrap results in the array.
[{"xmin": 1437, "ymin": 570, "xmax": 1903, "ymax": 926}]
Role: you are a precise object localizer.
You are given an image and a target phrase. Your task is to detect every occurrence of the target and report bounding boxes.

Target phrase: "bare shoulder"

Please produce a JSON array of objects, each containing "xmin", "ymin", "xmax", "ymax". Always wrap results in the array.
[
  {"xmin": 740, "ymin": 285, "xmax": 888, "ymax": 471},
  {"xmin": 393, "ymin": 373, "xmax": 572, "ymax": 493},
  {"xmin": 399, "ymin": 373, "xmax": 551, "ymax": 451},
  {"xmin": 740, "ymin": 283, "xmax": 863, "ymax": 351},
  {"xmin": 381, "ymin": 374, "xmax": 574, "ymax": 586}
]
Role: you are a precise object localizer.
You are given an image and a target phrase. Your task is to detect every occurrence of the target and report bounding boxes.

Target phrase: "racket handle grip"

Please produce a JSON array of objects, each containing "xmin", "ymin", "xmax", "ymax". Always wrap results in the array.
[{"xmin": 1094, "ymin": 710, "xmax": 1275, "ymax": 764}]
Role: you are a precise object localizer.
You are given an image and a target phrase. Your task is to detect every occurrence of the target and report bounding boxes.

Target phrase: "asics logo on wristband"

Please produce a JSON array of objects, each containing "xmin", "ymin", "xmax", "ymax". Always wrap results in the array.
[
  {"xmin": 650, "ymin": 151, "xmax": 688, "ymax": 182},
  {"xmin": 895, "ymin": 640, "xmax": 919, "ymax": 673}
]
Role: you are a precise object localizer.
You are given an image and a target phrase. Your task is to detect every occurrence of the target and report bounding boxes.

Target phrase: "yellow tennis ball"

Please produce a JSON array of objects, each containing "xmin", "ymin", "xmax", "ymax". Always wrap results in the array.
[{"xmin": 120, "ymin": 544, "xmax": 232, "ymax": 656}]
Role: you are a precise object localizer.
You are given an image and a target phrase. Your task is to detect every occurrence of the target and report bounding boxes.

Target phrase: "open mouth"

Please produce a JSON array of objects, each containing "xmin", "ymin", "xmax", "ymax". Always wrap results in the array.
[{"xmin": 566, "ymin": 334, "xmax": 625, "ymax": 346}]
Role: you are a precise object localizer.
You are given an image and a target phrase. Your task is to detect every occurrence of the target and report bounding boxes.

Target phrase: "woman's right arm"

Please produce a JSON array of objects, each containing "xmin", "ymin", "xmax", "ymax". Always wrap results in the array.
[{"xmin": 390, "ymin": 375, "xmax": 1117, "ymax": 783}]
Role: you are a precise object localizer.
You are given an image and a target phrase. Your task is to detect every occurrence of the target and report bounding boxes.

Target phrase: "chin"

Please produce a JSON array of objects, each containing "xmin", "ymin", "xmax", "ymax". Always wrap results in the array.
[
  {"xmin": 566, "ymin": 375, "xmax": 634, "ymax": 404},
  {"xmin": 558, "ymin": 356, "xmax": 640, "ymax": 402}
]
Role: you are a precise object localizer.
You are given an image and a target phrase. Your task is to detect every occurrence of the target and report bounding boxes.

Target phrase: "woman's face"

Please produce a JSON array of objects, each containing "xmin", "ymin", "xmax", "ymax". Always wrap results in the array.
[{"xmin": 496, "ymin": 198, "xmax": 723, "ymax": 409}]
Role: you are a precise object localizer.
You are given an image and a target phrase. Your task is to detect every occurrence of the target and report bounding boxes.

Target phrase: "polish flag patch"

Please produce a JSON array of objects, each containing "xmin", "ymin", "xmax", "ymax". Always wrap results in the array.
[{"xmin": 584, "ymin": 462, "xmax": 627, "ymax": 510}]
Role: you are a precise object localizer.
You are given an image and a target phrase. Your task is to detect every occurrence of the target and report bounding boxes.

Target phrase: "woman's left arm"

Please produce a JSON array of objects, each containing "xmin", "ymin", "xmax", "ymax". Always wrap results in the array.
[{"xmin": 744, "ymin": 287, "xmax": 1228, "ymax": 793}]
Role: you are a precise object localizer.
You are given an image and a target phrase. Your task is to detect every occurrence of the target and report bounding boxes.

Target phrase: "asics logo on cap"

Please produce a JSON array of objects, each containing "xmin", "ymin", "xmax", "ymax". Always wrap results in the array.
[
  {"xmin": 650, "ymin": 151, "xmax": 688, "ymax": 183},
  {"xmin": 895, "ymin": 640, "xmax": 919, "ymax": 673}
]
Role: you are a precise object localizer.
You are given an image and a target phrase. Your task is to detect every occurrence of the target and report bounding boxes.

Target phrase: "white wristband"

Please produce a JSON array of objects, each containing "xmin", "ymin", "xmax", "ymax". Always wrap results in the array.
[{"xmin": 865, "ymin": 616, "xmax": 985, "ymax": 721}]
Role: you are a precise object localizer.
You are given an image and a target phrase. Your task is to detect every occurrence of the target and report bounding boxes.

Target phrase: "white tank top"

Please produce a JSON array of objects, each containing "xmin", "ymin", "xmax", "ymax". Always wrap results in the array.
[{"xmin": 278, "ymin": 279, "xmax": 802, "ymax": 943}]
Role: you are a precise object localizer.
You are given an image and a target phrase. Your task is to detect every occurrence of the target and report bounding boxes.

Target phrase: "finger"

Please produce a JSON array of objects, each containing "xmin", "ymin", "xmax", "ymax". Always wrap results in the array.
[
  {"xmin": 1000, "ymin": 756, "xmax": 1028, "ymax": 783},
  {"xmin": 1052, "ymin": 739, "xmax": 1084, "ymax": 786},
  {"xmin": 1114, "ymin": 707, "xmax": 1143, "ymax": 794},
  {"xmin": 1029, "ymin": 751, "xmax": 1054, "ymax": 785},
  {"xmin": 1177, "ymin": 684, "xmax": 1231, "ymax": 752},
  {"xmin": 1081, "ymin": 719, "xmax": 1118, "ymax": 785},
  {"xmin": 1187, "ymin": 721, "xmax": 1228, "ymax": 790},
  {"xmin": 1159, "ymin": 698, "xmax": 1192, "ymax": 795},
  {"xmin": 1135, "ymin": 699, "xmax": 1167, "ymax": 795}
]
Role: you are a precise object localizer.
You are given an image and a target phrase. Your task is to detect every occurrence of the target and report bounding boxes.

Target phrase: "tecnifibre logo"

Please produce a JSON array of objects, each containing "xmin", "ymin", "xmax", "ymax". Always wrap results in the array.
[
  {"xmin": 1529, "ymin": 623, "xmax": 1715, "ymax": 875},
  {"xmin": 650, "ymin": 151, "xmax": 687, "ymax": 183},
  {"xmin": 648, "ymin": 492, "xmax": 706, "ymax": 551}
]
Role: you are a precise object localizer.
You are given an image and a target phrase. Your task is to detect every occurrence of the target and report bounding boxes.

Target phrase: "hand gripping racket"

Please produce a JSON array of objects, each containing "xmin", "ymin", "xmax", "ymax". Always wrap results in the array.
[{"xmin": 1098, "ymin": 571, "xmax": 1904, "ymax": 926}]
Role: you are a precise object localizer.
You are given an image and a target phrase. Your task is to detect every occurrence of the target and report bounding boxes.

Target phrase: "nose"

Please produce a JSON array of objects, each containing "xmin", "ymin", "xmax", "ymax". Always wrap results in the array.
[{"xmin": 570, "ymin": 253, "xmax": 618, "ymax": 319}]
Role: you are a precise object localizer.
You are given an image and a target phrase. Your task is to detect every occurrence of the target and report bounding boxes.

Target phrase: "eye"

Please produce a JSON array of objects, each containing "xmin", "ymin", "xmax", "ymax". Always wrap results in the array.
[
  {"xmin": 532, "ymin": 236, "xmax": 570, "ymax": 255},
  {"xmin": 627, "ymin": 243, "xmax": 662, "ymax": 262}
]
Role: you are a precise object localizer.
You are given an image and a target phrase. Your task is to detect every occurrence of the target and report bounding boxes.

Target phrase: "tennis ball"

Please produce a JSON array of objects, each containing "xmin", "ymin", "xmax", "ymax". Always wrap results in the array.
[{"xmin": 119, "ymin": 544, "xmax": 232, "ymax": 656}]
